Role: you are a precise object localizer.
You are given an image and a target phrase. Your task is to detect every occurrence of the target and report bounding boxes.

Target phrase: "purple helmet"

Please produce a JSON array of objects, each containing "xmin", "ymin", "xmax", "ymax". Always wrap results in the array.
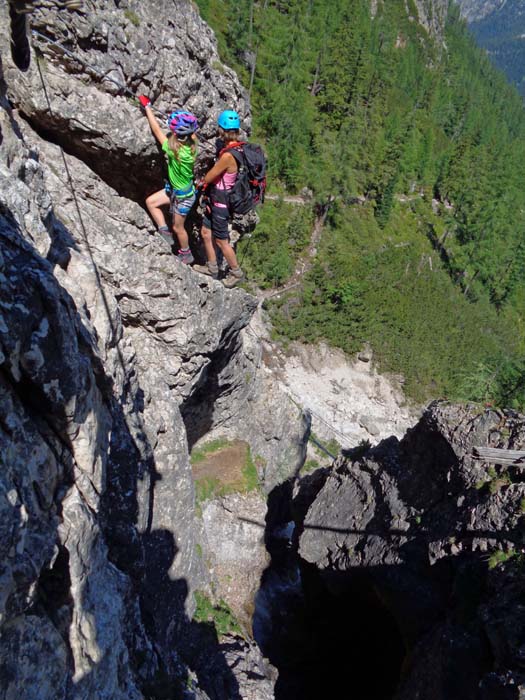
[{"xmin": 166, "ymin": 110, "xmax": 198, "ymax": 136}]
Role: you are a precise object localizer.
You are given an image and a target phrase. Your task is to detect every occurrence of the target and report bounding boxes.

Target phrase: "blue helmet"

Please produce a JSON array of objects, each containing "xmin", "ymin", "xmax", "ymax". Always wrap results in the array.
[
  {"xmin": 166, "ymin": 110, "xmax": 199, "ymax": 136},
  {"xmin": 217, "ymin": 110, "xmax": 240, "ymax": 130}
]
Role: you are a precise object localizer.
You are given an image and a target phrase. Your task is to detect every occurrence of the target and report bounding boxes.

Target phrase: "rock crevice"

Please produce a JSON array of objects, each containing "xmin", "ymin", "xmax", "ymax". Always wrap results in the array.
[{"xmin": 0, "ymin": 2, "xmax": 308, "ymax": 697}]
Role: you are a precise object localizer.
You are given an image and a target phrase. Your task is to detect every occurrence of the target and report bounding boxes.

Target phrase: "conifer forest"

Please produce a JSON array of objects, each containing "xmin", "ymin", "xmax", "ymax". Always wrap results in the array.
[{"xmin": 197, "ymin": 0, "xmax": 525, "ymax": 408}]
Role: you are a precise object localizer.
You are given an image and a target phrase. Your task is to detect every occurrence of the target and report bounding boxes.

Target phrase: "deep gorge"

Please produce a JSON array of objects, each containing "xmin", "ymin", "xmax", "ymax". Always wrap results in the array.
[{"xmin": 1, "ymin": 1, "xmax": 525, "ymax": 699}]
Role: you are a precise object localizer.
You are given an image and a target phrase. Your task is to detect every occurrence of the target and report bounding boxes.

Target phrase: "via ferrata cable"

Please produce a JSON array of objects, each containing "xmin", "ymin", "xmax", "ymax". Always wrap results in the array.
[{"xmin": 31, "ymin": 28, "xmax": 168, "ymax": 119}]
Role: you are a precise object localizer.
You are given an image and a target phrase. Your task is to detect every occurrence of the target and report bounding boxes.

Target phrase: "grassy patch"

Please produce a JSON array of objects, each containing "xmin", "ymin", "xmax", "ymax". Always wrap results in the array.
[
  {"xmin": 242, "ymin": 447, "xmax": 259, "ymax": 492},
  {"xmin": 124, "ymin": 9, "xmax": 140, "ymax": 26},
  {"xmin": 194, "ymin": 476, "xmax": 226, "ymax": 505},
  {"xmin": 193, "ymin": 591, "xmax": 242, "ymax": 637},
  {"xmin": 192, "ymin": 439, "xmax": 260, "ymax": 509},
  {"xmin": 309, "ymin": 432, "xmax": 340, "ymax": 459},
  {"xmin": 488, "ymin": 548, "xmax": 516, "ymax": 570},
  {"xmin": 190, "ymin": 437, "xmax": 231, "ymax": 465},
  {"xmin": 301, "ymin": 458, "xmax": 321, "ymax": 474}
]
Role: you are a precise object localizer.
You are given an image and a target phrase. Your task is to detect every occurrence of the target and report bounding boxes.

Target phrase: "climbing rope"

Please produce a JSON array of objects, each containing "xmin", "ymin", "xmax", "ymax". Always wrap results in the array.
[
  {"xmin": 31, "ymin": 29, "xmax": 168, "ymax": 119},
  {"xmin": 34, "ymin": 55, "xmax": 159, "ymax": 534},
  {"xmin": 30, "ymin": 26, "xmax": 349, "ymax": 463}
]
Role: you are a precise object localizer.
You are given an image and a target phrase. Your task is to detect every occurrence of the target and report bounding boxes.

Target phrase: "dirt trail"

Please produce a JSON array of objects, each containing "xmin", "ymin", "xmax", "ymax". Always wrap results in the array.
[
  {"xmin": 245, "ymin": 196, "xmax": 419, "ymax": 454},
  {"xmin": 258, "ymin": 200, "xmax": 332, "ymax": 302}
]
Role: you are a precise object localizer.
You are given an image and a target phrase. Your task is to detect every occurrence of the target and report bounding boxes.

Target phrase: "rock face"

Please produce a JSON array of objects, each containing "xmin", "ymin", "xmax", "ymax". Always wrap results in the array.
[
  {"xmin": 202, "ymin": 492, "xmax": 270, "ymax": 633},
  {"xmin": 0, "ymin": 1, "xmax": 308, "ymax": 697},
  {"xmin": 411, "ymin": 0, "xmax": 450, "ymax": 41},
  {"xmin": 454, "ymin": 0, "xmax": 508, "ymax": 23},
  {"xmin": 3, "ymin": 0, "xmax": 249, "ymax": 201},
  {"xmin": 371, "ymin": 0, "xmax": 450, "ymax": 42},
  {"xmin": 297, "ymin": 402, "xmax": 525, "ymax": 699}
]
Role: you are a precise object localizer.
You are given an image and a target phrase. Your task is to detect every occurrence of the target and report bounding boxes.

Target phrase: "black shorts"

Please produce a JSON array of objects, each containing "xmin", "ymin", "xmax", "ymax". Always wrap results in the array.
[{"xmin": 203, "ymin": 203, "xmax": 230, "ymax": 240}]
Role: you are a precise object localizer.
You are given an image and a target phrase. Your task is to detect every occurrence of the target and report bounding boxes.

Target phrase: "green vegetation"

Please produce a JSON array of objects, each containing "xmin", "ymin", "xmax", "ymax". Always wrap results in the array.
[
  {"xmin": 196, "ymin": 0, "xmax": 525, "ymax": 408},
  {"xmin": 242, "ymin": 447, "xmax": 259, "ymax": 491},
  {"xmin": 301, "ymin": 458, "xmax": 321, "ymax": 474},
  {"xmin": 488, "ymin": 548, "xmax": 517, "ymax": 570},
  {"xmin": 344, "ymin": 439, "xmax": 373, "ymax": 462},
  {"xmin": 488, "ymin": 474, "xmax": 511, "ymax": 495},
  {"xmin": 193, "ymin": 591, "xmax": 242, "ymax": 637},
  {"xmin": 191, "ymin": 439, "xmax": 260, "ymax": 507},
  {"xmin": 309, "ymin": 432, "xmax": 340, "ymax": 458},
  {"xmin": 238, "ymin": 201, "xmax": 313, "ymax": 287},
  {"xmin": 468, "ymin": 3, "xmax": 525, "ymax": 98},
  {"xmin": 124, "ymin": 9, "xmax": 140, "ymax": 26},
  {"xmin": 475, "ymin": 466, "xmax": 511, "ymax": 494},
  {"xmin": 190, "ymin": 438, "xmax": 231, "ymax": 465}
]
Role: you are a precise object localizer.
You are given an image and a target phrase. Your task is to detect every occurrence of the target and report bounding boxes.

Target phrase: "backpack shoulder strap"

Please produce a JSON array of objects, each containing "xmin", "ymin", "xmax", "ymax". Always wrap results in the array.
[{"xmin": 218, "ymin": 141, "xmax": 247, "ymax": 161}]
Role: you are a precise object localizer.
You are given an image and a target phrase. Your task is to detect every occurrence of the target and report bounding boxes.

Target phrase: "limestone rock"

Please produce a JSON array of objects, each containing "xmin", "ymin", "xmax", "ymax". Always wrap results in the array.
[
  {"xmin": 0, "ymin": 0, "xmax": 308, "ymax": 697},
  {"xmin": 0, "ymin": 615, "xmax": 69, "ymax": 700},
  {"xmin": 202, "ymin": 492, "xmax": 270, "ymax": 632},
  {"xmin": 297, "ymin": 401, "xmax": 525, "ymax": 699},
  {"xmin": 1, "ymin": 0, "xmax": 250, "ymax": 201}
]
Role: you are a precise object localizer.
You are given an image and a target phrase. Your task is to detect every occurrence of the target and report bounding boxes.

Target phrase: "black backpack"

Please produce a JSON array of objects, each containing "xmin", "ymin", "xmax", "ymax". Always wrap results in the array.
[{"xmin": 223, "ymin": 142, "xmax": 267, "ymax": 215}]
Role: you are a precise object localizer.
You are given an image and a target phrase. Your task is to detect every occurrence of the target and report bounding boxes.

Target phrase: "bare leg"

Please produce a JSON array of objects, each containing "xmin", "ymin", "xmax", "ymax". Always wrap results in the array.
[
  {"xmin": 172, "ymin": 212, "xmax": 189, "ymax": 250},
  {"xmin": 201, "ymin": 225, "xmax": 217, "ymax": 264},
  {"xmin": 146, "ymin": 189, "xmax": 170, "ymax": 229},
  {"xmin": 215, "ymin": 238, "xmax": 240, "ymax": 270}
]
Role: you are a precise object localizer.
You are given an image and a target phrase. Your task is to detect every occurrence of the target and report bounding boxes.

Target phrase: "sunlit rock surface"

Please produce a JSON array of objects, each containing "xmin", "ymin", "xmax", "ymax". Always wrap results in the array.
[{"xmin": 0, "ymin": 0, "xmax": 307, "ymax": 697}]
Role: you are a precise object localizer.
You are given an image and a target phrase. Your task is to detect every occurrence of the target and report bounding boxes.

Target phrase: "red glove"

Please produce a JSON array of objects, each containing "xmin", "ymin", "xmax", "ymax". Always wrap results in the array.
[{"xmin": 138, "ymin": 95, "xmax": 151, "ymax": 109}]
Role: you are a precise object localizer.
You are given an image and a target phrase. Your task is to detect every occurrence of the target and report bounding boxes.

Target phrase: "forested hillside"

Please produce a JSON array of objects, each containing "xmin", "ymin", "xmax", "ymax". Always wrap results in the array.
[
  {"xmin": 458, "ymin": 0, "xmax": 525, "ymax": 98},
  {"xmin": 197, "ymin": 0, "xmax": 525, "ymax": 408}
]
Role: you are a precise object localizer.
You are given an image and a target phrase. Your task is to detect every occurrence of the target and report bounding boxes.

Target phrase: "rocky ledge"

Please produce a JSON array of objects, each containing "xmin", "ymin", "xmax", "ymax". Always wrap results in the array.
[
  {"xmin": 0, "ymin": 1, "xmax": 308, "ymax": 698},
  {"xmin": 293, "ymin": 401, "xmax": 525, "ymax": 699}
]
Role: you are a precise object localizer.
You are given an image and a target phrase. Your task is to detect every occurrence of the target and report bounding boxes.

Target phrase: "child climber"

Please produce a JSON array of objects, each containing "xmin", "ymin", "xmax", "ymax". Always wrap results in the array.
[
  {"xmin": 193, "ymin": 110, "xmax": 245, "ymax": 288},
  {"xmin": 139, "ymin": 95, "xmax": 198, "ymax": 263}
]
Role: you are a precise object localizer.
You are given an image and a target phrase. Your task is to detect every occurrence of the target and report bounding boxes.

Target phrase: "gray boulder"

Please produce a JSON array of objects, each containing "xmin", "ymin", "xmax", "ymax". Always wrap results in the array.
[{"xmin": 297, "ymin": 401, "xmax": 525, "ymax": 699}]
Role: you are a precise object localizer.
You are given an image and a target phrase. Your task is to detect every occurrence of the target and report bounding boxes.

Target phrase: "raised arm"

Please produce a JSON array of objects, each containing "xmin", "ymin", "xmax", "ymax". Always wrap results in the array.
[{"xmin": 138, "ymin": 95, "xmax": 167, "ymax": 147}]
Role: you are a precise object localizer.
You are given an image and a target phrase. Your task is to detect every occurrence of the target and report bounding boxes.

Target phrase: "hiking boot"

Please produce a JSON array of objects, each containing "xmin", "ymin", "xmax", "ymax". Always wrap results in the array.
[
  {"xmin": 157, "ymin": 227, "xmax": 173, "ymax": 248},
  {"xmin": 222, "ymin": 267, "xmax": 244, "ymax": 288},
  {"xmin": 176, "ymin": 248, "xmax": 194, "ymax": 265},
  {"xmin": 193, "ymin": 262, "xmax": 219, "ymax": 280}
]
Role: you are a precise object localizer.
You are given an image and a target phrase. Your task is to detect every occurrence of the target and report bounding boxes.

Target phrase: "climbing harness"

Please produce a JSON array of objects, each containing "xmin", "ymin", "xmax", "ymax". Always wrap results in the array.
[
  {"xmin": 164, "ymin": 182, "xmax": 195, "ymax": 198},
  {"xmin": 31, "ymin": 29, "xmax": 168, "ymax": 119},
  {"xmin": 164, "ymin": 181, "xmax": 197, "ymax": 215}
]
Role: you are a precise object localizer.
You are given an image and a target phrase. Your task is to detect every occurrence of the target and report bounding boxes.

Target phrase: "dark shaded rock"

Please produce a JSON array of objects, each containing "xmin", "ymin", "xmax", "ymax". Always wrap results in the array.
[
  {"xmin": 0, "ymin": 1, "xmax": 308, "ymax": 697},
  {"xmin": 296, "ymin": 402, "xmax": 525, "ymax": 699}
]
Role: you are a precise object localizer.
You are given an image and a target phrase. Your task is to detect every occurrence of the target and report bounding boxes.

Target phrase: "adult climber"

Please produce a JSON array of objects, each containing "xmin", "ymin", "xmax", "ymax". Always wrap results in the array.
[{"xmin": 193, "ymin": 110, "xmax": 245, "ymax": 288}]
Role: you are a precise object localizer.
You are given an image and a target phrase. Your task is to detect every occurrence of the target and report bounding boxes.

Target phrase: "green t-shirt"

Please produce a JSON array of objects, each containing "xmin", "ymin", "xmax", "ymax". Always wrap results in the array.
[{"xmin": 162, "ymin": 140, "xmax": 196, "ymax": 192}]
